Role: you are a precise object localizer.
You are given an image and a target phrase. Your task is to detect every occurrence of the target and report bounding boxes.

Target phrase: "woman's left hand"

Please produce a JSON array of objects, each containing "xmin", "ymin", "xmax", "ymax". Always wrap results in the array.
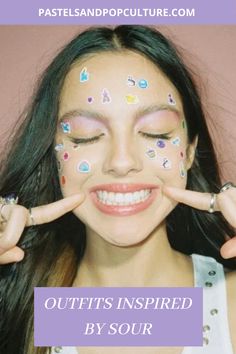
[{"xmin": 163, "ymin": 185, "xmax": 236, "ymax": 259}]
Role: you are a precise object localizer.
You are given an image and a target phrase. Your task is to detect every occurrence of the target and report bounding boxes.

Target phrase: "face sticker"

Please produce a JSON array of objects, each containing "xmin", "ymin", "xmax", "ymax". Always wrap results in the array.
[
  {"xmin": 87, "ymin": 96, "xmax": 94, "ymax": 104},
  {"xmin": 171, "ymin": 137, "xmax": 181, "ymax": 147},
  {"xmin": 168, "ymin": 93, "xmax": 176, "ymax": 106},
  {"xmin": 125, "ymin": 94, "xmax": 139, "ymax": 104},
  {"xmin": 138, "ymin": 79, "xmax": 148, "ymax": 89},
  {"xmin": 80, "ymin": 67, "xmax": 89, "ymax": 82},
  {"xmin": 63, "ymin": 152, "xmax": 69, "ymax": 161},
  {"xmin": 156, "ymin": 139, "xmax": 166, "ymax": 149},
  {"xmin": 180, "ymin": 151, "xmax": 184, "ymax": 159},
  {"xmin": 61, "ymin": 175, "xmax": 66, "ymax": 185},
  {"xmin": 102, "ymin": 89, "xmax": 111, "ymax": 104},
  {"xmin": 161, "ymin": 157, "xmax": 172, "ymax": 169},
  {"xmin": 57, "ymin": 160, "xmax": 62, "ymax": 171},
  {"xmin": 145, "ymin": 148, "xmax": 156, "ymax": 159},
  {"xmin": 54, "ymin": 143, "xmax": 64, "ymax": 152},
  {"xmin": 127, "ymin": 76, "xmax": 136, "ymax": 87},
  {"xmin": 77, "ymin": 160, "xmax": 91, "ymax": 173},
  {"xmin": 61, "ymin": 122, "xmax": 71, "ymax": 134},
  {"xmin": 179, "ymin": 160, "xmax": 186, "ymax": 178}
]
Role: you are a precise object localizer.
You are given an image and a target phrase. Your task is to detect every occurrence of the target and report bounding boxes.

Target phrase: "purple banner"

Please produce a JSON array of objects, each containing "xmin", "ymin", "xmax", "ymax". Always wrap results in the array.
[
  {"xmin": 0, "ymin": 0, "xmax": 236, "ymax": 24},
  {"xmin": 34, "ymin": 287, "xmax": 203, "ymax": 346}
]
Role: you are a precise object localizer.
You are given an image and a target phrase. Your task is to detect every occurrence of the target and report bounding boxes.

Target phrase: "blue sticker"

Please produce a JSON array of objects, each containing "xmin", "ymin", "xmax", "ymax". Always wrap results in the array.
[
  {"xmin": 156, "ymin": 139, "xmax": 166, "ymax": 148},
  {"xmin": 138, "ymin": 79, "xmax": 148, "ymax": 89},
  {"xmin": 77, "ymin": 160, "xmax": 91, "ymax": 174},
  {"xmin": 171, "ymin": 137, "xmax": 181, "ymax": 146},
  {"xmin": 80, "ymin": 67, "xmax": 89, "ymax": 82},
  {"xmin": 61, "ymin": 122, "xmax": 71, "ymax": 134},
  {"xmin": 179, "ymin": 161, "xmax": 186, "ymax": 178}
]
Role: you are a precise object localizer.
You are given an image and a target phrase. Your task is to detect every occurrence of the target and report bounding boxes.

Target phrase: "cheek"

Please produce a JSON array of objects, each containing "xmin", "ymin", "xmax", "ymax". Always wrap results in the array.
[
  {"xmin": 144, "ymin": 136, "xmax": 187, "ymax": 181},
  {"xmin": 55, "ymin": 143, "xmax": 98, "ymax": 193}
]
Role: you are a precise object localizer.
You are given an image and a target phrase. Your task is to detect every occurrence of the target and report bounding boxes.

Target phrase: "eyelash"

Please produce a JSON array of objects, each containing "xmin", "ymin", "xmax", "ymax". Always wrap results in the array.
[
  {"xmin": 139, "ymin": 132, "xmax": 172, "ymax": 140},
  {"xmin": 70, "ymin": 134, "xmax": 104, "ymax": 145},
  {"xmin": 69, "ymin": 132, "xmax": 171, "ymax": 145}
]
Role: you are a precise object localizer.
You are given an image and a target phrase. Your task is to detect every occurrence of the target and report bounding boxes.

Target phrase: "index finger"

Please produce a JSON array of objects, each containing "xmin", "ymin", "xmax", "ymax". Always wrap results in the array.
[
  {"xmin": 25, "ymin": 193, "xmax": 85, "ymax": 226},
  {"xmin": 162, "ymin": 186, "xmax": 220, "ymax": 212}
]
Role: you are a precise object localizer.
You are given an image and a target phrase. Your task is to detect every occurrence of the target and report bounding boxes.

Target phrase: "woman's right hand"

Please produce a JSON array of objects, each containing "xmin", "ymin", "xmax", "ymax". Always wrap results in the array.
[{"xmin": 0, "ymin": 193, "xmax": 85, "ymax": 265}]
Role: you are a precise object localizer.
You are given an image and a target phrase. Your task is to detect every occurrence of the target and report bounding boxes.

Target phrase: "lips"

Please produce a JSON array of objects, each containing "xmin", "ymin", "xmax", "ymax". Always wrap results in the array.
[{"xmin": 90, "ymin": 184, "xmax": 159, "ymax": 216}]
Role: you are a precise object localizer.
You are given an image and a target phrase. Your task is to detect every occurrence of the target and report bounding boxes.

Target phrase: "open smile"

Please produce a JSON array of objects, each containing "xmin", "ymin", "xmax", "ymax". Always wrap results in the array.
[{"xmin": 90, "ymin": 184, "xmax": 159, "ymax": 216}]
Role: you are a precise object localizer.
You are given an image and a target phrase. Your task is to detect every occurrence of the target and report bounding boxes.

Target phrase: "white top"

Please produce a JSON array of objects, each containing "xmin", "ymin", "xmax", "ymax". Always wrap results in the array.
[{"xmin": 51, "ymin": 254, "xmax": 234, "ymax": 354}]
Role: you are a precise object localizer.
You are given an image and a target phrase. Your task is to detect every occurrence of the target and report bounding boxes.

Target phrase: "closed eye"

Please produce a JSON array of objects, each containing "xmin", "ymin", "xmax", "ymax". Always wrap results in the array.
[
  {"xmin": 70, "ymin": 133, "xmax": 105, "ymax": 145},
  {"xmin": 139, "ymin": 132, "xmax": 172, "ymax": 140}
]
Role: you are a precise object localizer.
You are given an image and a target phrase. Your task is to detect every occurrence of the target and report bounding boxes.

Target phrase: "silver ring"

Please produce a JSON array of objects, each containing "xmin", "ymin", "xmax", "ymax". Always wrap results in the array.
[
  {"xmin": 208, "ymin": 193, "xmax": 216, "ymax": 213},
  {"xmin": 220, "ymin": 182, "xmax": 236, "ymax": 193},
  {"xmin": 0, "ymin": 195, "xmax": 19, "ymax": 205},
  {"xmin": 0, "ymin": 195, "xmax": 19, "ymax": 224},
  {"xmin": 29, "ymin": 208, "xmax": 36, "ymax": 226}
]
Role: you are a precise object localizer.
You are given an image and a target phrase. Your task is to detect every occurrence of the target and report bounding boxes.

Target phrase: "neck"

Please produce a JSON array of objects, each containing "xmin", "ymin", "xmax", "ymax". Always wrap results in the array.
[{"xmin": 75, "ymin": 222, "xmax": 193, "ymax": 287}]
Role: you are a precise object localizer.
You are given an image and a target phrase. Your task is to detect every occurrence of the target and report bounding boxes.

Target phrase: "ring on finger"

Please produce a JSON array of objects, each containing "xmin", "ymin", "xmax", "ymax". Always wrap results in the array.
[
  {"xmin": 0, "ymin": 194, "xmax": 19, "ymax": 224},
  {"xmin": 220, "ymin": 182, "xmax": 236, "ymax": 193},
  {"xmin": 29, "ymin": 208, "xmax": 36, "ymax": 226},
  {"xmin": 0, "ymin": 195, "xmax": 19, "ymax": 205},
  {"xmin": 208, "ymin": 193, "xmax": 216, "ymax": 213}
]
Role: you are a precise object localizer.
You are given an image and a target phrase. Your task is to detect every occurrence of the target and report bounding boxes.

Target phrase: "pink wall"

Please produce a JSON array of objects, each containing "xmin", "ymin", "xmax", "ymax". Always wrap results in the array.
[{"xmin": 0, "ymin": 25, "xmax": 235, "ymax": 180}]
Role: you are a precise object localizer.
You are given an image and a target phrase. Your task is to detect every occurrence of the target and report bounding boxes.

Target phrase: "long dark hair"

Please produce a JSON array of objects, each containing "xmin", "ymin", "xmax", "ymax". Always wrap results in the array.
[{"xmin": 0, "ymin": 25, "xmax": 235, "ymax": 354}]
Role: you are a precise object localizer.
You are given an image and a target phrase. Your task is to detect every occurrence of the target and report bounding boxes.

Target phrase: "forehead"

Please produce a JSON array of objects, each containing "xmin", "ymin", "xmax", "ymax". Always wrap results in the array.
[{"xmin": 59, "ymin": 51, "xmax": 183, "ymax": 117}]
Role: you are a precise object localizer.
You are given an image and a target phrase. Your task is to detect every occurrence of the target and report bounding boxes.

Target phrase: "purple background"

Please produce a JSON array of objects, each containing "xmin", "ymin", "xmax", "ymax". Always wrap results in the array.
[
  {"xmin": 0, "ymin": 0, "xmax": 236, "ymax": 24},
  {"xmin": 34, "ymin": 287, "xmax": 203, "ymax": 346}
]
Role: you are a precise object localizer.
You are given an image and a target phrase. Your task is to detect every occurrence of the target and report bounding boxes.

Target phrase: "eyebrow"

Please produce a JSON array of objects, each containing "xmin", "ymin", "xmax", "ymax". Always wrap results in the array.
[
  {"xmin": 134, "ymin": 104, "xmax": 181, "ymax": 120},
  {"xmin": 59, "ymin": 109, "xmax": 107, "ymax": 124},
  {"xmin": 58, "ymin": 104, "xmax": 181, "ymax": 125}
]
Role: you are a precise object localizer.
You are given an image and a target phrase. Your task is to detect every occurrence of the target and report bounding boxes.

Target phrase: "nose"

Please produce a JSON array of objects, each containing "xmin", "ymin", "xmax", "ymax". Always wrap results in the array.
[{"xmin": 103, "ymin": 137, "xmax": 142, "ymax": 177}]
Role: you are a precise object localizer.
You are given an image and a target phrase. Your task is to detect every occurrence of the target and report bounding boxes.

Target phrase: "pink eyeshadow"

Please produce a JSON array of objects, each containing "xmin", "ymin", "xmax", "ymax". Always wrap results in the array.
[
  {"xmin": 137, "ymin": 110, "xmax": 180, "ymax": 131},
  {"xmin": 69, "ymin": 116, "xmax": 105, "ymax": 133}
]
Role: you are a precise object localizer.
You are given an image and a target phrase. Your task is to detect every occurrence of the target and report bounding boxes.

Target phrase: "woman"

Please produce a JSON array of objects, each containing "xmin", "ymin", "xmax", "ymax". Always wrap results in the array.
[{"xmin": 0, "ymin": 25, "xmax": 236, "ymax": 354}]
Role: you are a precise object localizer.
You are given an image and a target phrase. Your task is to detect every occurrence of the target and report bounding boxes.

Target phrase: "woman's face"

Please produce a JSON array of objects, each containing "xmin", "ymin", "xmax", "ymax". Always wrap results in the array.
[{"xmin": 55, "ymin": 51, "xmax": 195, "ymax": 246}]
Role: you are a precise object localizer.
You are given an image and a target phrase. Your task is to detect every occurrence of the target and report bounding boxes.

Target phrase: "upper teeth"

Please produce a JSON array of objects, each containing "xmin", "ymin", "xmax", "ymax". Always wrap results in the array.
[{"xmin": 96, "ymin": 189, "xmax": 151, "ymax": 206}]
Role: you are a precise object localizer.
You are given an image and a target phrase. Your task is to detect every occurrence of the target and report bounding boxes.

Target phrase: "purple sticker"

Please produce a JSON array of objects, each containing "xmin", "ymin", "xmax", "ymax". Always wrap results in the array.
[
  {"xmin": 168, "ymin": 93, "xmax": 176, "ymax": 105},
  {"xmin": 156, "ymin": 139, "xmax": 166, "ymax": 148},
  {"xmin": 102, "ymin": 89, "xmax": 111, "ymax": 104},
  {"xmin": 87, "ymin": 96, "xmax": 93, "ymax": 104}
]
